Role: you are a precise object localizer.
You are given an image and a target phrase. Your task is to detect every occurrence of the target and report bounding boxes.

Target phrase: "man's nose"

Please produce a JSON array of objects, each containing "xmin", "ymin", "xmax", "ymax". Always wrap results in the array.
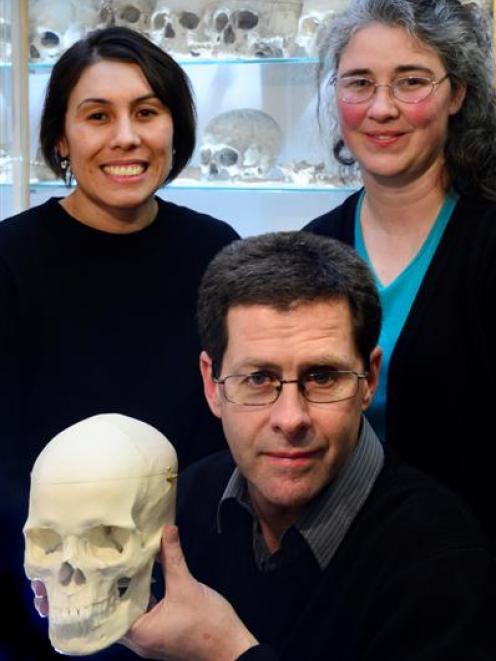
[{"xmin": 269, "ymin": 382, "xmax": 312, "ymax": 438}]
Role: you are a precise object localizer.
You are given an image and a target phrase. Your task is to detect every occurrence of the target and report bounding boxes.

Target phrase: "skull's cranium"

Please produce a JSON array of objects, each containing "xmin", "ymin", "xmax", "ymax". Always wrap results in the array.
[
  {"xmin": 24, "ymin": 414, "xmax": 177, "ymax": 655},
  {"xmin": 200, "ymin": 108, "xmax": 283, "ymax": 180}
]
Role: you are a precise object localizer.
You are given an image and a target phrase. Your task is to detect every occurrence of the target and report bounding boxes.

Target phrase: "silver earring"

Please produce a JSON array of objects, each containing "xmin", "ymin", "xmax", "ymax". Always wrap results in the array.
[{"xmin": 60, "ymin": 157, "xmax": 69, "ymax": 171}]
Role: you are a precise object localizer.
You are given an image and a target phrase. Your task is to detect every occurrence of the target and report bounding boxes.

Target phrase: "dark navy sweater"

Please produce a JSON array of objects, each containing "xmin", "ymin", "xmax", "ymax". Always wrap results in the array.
[{"xmin": 177, "ymin": 450, "xmax": 496, "ymax": 661}]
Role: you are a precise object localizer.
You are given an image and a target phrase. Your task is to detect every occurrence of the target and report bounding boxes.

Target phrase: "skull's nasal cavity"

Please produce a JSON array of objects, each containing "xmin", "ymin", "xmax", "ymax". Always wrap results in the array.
[{"xmin": 58, "ymin": 561, "xmax": 86, "ymax": 586}]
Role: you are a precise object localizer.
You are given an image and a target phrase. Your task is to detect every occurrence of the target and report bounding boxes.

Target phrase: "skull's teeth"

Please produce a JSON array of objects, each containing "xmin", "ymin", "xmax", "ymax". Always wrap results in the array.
[{"xmin": 50, "ymin": 593, "xmax": 118, "ymax": 631}]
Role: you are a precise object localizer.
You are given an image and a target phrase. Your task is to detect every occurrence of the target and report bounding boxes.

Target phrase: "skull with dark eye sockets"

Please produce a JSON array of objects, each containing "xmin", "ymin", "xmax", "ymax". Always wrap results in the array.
[
  {"xmin": 29, "ymin": 0, "xmax": 117, "ymax": 63},
  {"xmin": 28, "ymin": 0, "xmax": 86, "ymax": 63},
  {"xmin": 23, "ymin": 414, "xmax": 177, "ymax": 656},
  {"xmin": 111, "ymin": 0, "xmax": 155, "ymax": 34},
  {"xmin": 200, "ymin": 108, "xmax": 283, "ymax": 180},
  {"xmin": 150, "ymin": 1, "xmax": 209, "ymax": 56},
  {"xmin": 204, "ymin": 0, "xmax": 302, "ymax": 58}
]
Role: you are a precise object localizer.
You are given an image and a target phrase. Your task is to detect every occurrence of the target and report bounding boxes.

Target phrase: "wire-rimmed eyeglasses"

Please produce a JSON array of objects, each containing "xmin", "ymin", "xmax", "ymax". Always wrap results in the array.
[
  {"xmin": 334, "ymin": 73, "xmax": 450, "ymax": 104},
  {"xmin": 213, "ymin": 370, "xmax": 369, "ymax": 406}
]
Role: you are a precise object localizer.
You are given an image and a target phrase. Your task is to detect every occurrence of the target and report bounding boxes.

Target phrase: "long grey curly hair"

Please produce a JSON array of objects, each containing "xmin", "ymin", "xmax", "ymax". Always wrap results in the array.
[{"xmin": 317, "ymin": 0, "xmax": 496, "ymax": 200}]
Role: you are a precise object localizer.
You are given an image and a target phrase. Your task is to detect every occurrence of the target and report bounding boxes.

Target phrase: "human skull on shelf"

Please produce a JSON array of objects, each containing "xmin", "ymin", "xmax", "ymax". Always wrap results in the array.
[
  {"xmin": 204, "ymin": 0, "xmax": 302, "ymax": 58},
  {"xmin": 295, "ymin": 0, "xmax": 348, "ymax": 57},
  {"xmin": 23, "ymin": 414, "xmax": 177, "ymax": 656},
  {"xmin": 112, "ymin": 0, "xmax": 155, "ymax": 34},
  {"xmin": 29, "ymin": 0, "xmax": 84, "ymax": 63},
  {"xmin": 150, "ymin": 0, "xmax": 210, "ymax": 57},
  {"xmin": 201, "ymin": 108, "xmax": 283, "ymax": 180}
]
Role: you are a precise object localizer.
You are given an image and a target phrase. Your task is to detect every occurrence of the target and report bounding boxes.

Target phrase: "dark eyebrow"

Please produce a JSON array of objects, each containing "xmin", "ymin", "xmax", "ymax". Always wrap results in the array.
[
  {"xmin": 394, "ymin": 64, "xmax": 435, "ymax": 75},
  {"xmin": 339, "ymin": 64, "xmax": 435, "ymax": 78},
  {"xmin": 230, "ymin": 360, "xmax": 280, "ymax": 374},
  {"xmin": 76, "ymin": 93, "xmax": 159, "ymax": 111}
]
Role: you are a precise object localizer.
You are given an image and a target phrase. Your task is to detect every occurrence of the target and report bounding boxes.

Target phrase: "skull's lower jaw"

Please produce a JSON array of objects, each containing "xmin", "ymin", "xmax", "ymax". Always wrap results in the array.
[{"xmin": 49, "ymin": 597, "xmax": 142, "ymax": 656}]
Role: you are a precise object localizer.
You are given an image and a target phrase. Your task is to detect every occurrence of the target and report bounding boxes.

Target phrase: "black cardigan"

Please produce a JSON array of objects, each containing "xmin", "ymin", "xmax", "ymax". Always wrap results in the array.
[
  {"xmin": 303, "ymin": 192, "xmax": 496, "ymax": 539},
  {"xmin": 177, "ymin": 450, "xmax": 496, "ymax": 661}
]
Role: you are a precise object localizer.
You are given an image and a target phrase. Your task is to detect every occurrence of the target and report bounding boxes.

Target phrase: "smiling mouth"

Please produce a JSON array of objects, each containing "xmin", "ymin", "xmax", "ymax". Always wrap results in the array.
[
  {"xmin": 102, "ymin": 164, "xmax": 147, "ymax": 176},
  {"xmin": 366, "ymin": 133, "xmax": 405, "ymax": 141}
]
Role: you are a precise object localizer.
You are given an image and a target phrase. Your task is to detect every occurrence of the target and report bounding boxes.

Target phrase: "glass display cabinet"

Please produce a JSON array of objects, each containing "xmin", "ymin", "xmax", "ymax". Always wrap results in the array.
[{"xmin": 1, "ymin": 0, "xmax": 495, "ymax": 234}]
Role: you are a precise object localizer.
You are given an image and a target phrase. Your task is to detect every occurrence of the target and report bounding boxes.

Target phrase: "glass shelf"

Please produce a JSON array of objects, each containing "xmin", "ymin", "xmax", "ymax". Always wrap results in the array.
[
  {"xmin": 11, "ymin": 180, "xmax": 357, "ymax": 195},
  {"xmin": 18, "ymin": 55, "xmax": 319, "ymax": 74}
]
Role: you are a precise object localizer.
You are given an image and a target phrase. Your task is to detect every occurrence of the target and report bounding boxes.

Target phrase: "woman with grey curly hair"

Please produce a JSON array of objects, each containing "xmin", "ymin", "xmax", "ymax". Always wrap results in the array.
[{"xmin": 304, "ymin": 0, "xmax": 496, "ymax": 540}]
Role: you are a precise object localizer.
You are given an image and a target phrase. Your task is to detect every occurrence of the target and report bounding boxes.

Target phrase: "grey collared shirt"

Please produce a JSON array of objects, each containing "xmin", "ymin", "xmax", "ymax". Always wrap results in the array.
[{"xmin": 217, "ymin": 417, "xmax": 384, "ymax": 572}]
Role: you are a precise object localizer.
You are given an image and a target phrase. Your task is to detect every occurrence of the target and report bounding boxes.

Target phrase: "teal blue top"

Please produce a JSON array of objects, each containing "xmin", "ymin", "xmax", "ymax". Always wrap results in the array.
[{"xmin": 355, "ymin": 189, "xmax": 458, "ymax": 442}]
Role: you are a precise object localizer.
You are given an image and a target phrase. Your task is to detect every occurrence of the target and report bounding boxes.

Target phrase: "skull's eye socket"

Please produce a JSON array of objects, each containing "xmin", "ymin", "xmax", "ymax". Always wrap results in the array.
[
  {"xmin": 26, "ymin": 528, "xmax": 63, "ymax": 560},
  {"xmin": 179, "ymin": 12, "xmax": 200, "ymax": 30},
  {"xmin": 200, "ymin": 148, "xmax": 212, "ymax": 165},
  {"xmin": 219, "ymin": 148, "xmax": 239, "ymax": 167},
  {"xmin": 120, "ymin": 6, "xmax": 141, "ymax": 23},
  {"xmin": 40, "ymin": 31, "xmax": 60, "ymax": 48},
  {"xmin": 153, "ymin": 13, "xmax": 167, "ymax": 30},
  {"xmin": 215, "ymin": 12, "xmax": 229, "ymax": 32},
  {"xmin": 235, "ymin": 11, "xmax": 259, "ymax": 30},
  {"xmin": 85, "ymin": 526, "xmax": 131, "ymax": 559}
]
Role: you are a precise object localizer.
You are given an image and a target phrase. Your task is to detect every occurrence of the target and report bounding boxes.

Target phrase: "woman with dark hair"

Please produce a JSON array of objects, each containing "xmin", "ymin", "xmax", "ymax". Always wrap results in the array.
[
  {"xmin": 304, "ymin": 0, "xmax": 496, "ymax": 538},
  {"xmin": 0, "ymin": 26, "xmax": 238, "ymax": 659}
]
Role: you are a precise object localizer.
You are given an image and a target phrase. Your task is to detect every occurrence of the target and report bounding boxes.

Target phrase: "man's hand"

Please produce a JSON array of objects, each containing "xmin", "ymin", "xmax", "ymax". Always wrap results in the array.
[{"xmin": 121, "ymin": 525, "xmax": 258, "ymax": 661}]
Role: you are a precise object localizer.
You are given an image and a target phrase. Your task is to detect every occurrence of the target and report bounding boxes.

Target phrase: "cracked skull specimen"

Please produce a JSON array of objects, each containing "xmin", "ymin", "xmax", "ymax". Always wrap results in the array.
[{"xmin": 24, "ymin": 413, "xmax": 177, "ymax": 655}]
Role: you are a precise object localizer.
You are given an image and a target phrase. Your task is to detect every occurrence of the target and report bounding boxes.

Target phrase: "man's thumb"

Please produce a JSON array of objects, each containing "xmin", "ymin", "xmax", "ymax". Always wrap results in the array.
[{"xmin": 161, "ymin": 524, "xmax": 189, "ymax": 583}]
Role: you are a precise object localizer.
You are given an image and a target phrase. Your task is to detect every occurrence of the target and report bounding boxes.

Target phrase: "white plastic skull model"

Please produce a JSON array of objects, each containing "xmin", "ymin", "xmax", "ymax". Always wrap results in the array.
[
  {"xmin": 201, "ymin": 108, "xmax": 283, "ymax": 180},
  {"xmin": 23, "ymin": 414, "xmax": 177, "ymax": 656},
  {"xmin": 150, "ymin": 0, "xmax": 210, "ymax": 57},
  {"xmin": 29, "ymin": 0, "xmax": 84, "ymax": 63},
  {"xmin": 112, "ymin": 0, "xmax": 156, "ymax": 34},
  {"xmin": 205, "ymin": 0, "xmax": 303, "ymax": 58},
  {"xmin": 295, "ymin": 0, "xmax": 349, "ymax": 57}
]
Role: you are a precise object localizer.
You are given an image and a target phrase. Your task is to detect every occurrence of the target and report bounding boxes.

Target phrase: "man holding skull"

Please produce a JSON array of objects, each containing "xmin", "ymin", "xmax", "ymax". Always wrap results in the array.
[{"xmin": 34, "ymin": 232, "xmax": 496, "ymax": 660}]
